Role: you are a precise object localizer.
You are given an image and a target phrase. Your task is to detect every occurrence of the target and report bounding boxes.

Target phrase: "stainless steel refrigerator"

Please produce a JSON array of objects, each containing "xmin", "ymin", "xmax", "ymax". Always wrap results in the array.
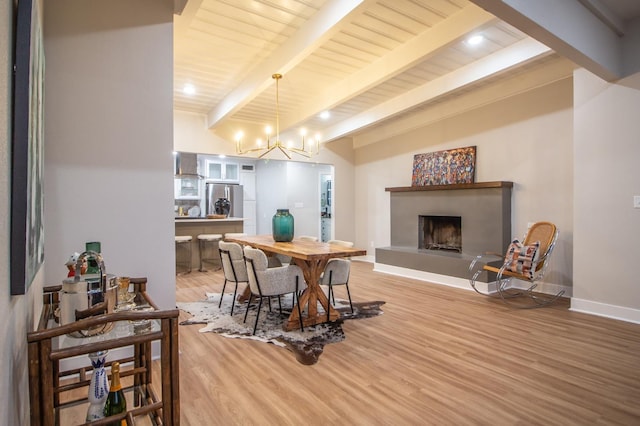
[{"xmin": 206, "ymin": 183, "xmax": 243, "ymax": 217}]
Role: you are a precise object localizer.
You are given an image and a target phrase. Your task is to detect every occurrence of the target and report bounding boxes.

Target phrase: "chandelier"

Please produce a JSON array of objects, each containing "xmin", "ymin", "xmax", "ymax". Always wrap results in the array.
[{"xmin": 235, "ymin": 74, "xmax": 320, "ymax": 159}]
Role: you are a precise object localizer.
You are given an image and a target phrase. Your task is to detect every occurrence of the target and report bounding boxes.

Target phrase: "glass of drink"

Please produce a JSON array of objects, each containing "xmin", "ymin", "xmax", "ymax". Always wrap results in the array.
[{"xmin": 115, "ymin": 276, "xmax": 134, "ymax": 311}]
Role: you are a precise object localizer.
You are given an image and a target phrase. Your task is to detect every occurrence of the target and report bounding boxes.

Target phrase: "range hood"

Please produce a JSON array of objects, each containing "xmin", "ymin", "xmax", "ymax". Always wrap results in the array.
[{"xmin": 174, "ymin": 152, "xmax": 203, "ymax": 178}]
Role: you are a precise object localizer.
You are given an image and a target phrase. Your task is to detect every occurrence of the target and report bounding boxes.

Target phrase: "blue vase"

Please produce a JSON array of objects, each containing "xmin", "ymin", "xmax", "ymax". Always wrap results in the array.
[{"xmin": 272, "ymin": 209, "xmax": 294, "ymax": 242}]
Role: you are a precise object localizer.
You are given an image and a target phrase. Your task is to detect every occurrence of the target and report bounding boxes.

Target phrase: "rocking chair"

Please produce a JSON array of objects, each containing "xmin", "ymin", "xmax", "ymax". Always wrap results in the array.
[{"xmin": 469, "ymin": 221, "xmax": 563, "ymax": 308}]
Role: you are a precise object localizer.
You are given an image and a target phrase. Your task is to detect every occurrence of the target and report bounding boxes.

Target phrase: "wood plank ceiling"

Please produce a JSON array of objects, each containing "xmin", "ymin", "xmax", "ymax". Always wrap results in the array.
[{"xmin": 172, "ymin": 0, "xmax": 637, "ymax": 148}]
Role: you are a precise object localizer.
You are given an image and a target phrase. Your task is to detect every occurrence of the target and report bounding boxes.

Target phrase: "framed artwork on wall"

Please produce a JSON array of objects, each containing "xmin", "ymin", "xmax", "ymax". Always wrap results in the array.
[
  {"xmin": 11, "ymin": 0, "xmax": 45, "ymax": 295},
  {"xmin": 411, "ymin": 146, "xmax": 476, "ymax": 186}
]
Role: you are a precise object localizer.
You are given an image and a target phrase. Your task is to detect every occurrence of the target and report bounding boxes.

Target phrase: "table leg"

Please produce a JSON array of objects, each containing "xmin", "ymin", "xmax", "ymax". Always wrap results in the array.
[{"xmin": 285, "ymin": 258, "xmax": 339, "ymax": 331}]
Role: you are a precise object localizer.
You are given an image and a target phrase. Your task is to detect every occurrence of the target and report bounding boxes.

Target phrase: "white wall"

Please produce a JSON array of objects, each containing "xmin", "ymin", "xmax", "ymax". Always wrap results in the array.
[
  {"xmin": 0, "ymin": 1, "xmax": 46, "ymax": 423},
  {"xmin": 354, "ymin": 78, "xmax": 575, "ymax": 293},
  {"xmin": 174, "ymin": 65, "xmax": 640, "ymax": 322},
  {"xmin": 254, "ymin": 161, "xmax": 332, "ymax": 238},
  {"xmin": 255, "ymin": 160, "xmax": 288, "ymax": 233},
  {"xmin": 43, "ymin": 0, "xmax": 175, "ymax": 309},
  {"xmin": 572, "ymin": 68, "xmax": 640, "ymax": 321}
]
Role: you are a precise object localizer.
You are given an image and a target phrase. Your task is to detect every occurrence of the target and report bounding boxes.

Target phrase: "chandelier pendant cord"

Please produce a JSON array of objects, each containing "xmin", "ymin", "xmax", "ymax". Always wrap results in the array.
[{"xmin": 236, "ymin": 73, "xmax": 319, "ymax": 159}]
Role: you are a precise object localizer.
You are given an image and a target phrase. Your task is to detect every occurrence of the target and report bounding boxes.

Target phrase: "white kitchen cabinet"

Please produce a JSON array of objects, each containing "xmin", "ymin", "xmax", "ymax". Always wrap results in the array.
[
  {"xmin": 174, "ymin": 176, "xmax": 201, "ymax": 200},
  {"xmin": 204, "ymin": 159, "xmax": 239, "ymax": 182},
  {"xmin": 240, "ymin": 167, "xmax": 256, "ymax": 200},
  {"xmin": 239, "ymin": 165, "xmax": 257, "ymax": 234},
  {"xmin": 243, "ymin": 200, "xmax": 257, "ymax": 235}
]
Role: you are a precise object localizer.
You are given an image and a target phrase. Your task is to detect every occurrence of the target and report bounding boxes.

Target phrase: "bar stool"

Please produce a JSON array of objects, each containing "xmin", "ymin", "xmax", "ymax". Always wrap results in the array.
[
  {"xmin": 197, "ymin": 233, "xmax": 223, "ymax": 272},
  {"xmin": 175, "ymin": 235, "xmax": 192, "ymax": 275}
]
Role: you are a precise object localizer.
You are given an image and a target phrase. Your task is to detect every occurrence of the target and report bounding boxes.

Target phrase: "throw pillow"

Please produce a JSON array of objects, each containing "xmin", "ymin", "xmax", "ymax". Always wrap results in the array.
[{"xmin": 504, "ymin": 239, "xmax": 540, "ymax": 279}]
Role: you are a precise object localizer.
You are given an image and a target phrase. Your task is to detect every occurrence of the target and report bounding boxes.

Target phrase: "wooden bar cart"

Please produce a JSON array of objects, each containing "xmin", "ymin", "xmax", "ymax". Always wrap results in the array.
[{"xmin": 27, "ymin": 278, "xmax": 180, "ymax": 425}]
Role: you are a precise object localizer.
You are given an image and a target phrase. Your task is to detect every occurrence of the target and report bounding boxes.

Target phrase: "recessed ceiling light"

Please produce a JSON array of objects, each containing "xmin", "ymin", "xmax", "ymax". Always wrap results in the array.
[
  {"xmin": 183, "ymin": 84, "xmax": 196, "ymax": 95},
  {"xmin": 467, "ymin": 35, "xmax": 484, "ymax": 46},
  {"xmin": 319, "ymin": 111, "xmax": 330, "ymax": 120}
]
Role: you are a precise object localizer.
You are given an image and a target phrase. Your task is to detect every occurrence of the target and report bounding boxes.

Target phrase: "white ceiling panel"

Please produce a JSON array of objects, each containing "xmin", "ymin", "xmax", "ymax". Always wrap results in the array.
[{"xmin": 173, "ymin": 0, "xmax": 637, "ymax": 145}]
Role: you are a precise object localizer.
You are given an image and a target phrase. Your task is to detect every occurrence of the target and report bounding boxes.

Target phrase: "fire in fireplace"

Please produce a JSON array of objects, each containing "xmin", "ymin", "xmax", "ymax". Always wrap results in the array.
[{"xmin": 419, "ymin": 215, "xmax": 462, "ymax": 253}]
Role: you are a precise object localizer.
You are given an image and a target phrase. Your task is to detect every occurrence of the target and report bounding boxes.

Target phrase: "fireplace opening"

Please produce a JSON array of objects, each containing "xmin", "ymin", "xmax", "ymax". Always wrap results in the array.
[{"xmin": 419, "ymin": 215, "xmax": 462, "ymax": 253}]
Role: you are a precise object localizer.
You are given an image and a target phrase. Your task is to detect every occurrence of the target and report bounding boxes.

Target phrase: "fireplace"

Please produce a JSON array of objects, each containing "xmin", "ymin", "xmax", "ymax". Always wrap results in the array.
[
  {"xmin": 419, "ymin": 215, "xmax": 462, "ymax": 253},
  {"xmin": 377, "ymin": 182, "xmax": 512, "ymax": 282}
]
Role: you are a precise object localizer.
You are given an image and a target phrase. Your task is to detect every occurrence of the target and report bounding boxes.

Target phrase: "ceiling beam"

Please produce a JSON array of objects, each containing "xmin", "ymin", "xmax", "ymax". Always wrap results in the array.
[
  {"xmin": 205, "ymin": 0, "xmax": 371, "ymax": 129},
  {"xmin": 469, "ymin": 0, "xmax": 623, "ymax": 81},
  {"xmin": 352, "ymin": 56, "xmax": 575, "ymax": 148},
  {"xmin": 322, "ymin": 38, "xmax": 552, "ymax": 142},
  {"xmin": 278, "ymin": 4, "xmax": 497, "ymax": 130},
  {"xmin": 577, "ymin": 0, "xmax": 626, "ymax": 36},
  {"xmin": 173, "ymin": 0, "xmax": 188, "ymax": 16},
  {"xmin": 173, "ymin": 0, "xmax": 204, "ymax": 36}
]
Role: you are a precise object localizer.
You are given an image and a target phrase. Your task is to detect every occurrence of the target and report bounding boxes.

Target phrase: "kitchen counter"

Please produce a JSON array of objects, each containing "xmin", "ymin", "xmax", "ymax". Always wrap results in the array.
[
  {"xmin": 175, "ymin": 217, "xmax": 245, "ymax": 270},
  {"xmin": 175, "ymin": 217, "xmax": 245, "ymax": 223}
]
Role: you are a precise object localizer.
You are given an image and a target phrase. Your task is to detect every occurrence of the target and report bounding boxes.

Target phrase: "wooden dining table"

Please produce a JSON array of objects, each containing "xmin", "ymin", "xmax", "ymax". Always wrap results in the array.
[{"xmin": 225, "ymin": 234, "xmax": 367, "ymax": 331}]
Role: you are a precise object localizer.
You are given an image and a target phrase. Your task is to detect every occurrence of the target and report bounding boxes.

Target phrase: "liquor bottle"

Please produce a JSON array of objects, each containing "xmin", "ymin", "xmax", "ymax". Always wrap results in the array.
[
  {"xmin": 103, "ymin": 361, "xmax": 127, "ymax": 425},
  {"xmin": 85, "ymin": 241, "xmax": 102, "ymax": 275}
]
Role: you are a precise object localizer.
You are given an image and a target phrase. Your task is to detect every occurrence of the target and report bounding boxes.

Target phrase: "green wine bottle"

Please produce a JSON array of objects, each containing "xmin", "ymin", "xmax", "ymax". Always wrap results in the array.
[
  {"xmin": 85, "ymin": 241, "xmax": 101, "ymax": 275},
  {"xmin": 103, "ymin": 361, "xmax": 127, "ymax": 425}
]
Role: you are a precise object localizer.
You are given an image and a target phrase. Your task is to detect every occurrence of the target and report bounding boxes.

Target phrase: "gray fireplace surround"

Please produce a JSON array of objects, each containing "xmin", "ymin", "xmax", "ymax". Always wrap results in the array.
[{"xmin": 376, "ymin": 182, "xmax": 512, "ymax": 282}]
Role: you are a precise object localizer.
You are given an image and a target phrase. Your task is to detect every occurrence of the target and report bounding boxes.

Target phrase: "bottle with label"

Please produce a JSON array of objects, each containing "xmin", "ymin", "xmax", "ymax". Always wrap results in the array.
[{"xmin": 103, "ymin": 361, "xmax": 127, "ymax": 425}]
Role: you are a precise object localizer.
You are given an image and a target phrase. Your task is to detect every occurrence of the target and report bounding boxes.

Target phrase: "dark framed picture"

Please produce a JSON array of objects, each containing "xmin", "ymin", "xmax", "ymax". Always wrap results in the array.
[
  {"xmin": 411, "ymin": 146, "xmax": 476, "ymax": 186},
  {"xmin": 11, "ymin": 0, "xmax": 45, "ymax": 295}
]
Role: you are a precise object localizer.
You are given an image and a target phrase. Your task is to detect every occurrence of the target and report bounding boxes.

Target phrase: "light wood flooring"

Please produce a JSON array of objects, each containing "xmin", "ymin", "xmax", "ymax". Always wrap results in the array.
[{"xmin": 168, "ymin": 261, "xmax": 640, "ymax": 425}]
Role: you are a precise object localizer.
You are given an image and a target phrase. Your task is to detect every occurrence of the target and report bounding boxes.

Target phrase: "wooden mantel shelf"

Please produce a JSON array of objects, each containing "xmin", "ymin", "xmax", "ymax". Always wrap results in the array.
[{"xmin": 385, "ymin": 181, "xmax": 513, "ymax": 192}]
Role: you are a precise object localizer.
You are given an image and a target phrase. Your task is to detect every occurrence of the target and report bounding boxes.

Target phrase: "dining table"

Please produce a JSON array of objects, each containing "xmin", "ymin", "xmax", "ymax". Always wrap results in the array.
[{"xmin": 225, "ymin": 234, "xmax": 367, "ymax": 331}]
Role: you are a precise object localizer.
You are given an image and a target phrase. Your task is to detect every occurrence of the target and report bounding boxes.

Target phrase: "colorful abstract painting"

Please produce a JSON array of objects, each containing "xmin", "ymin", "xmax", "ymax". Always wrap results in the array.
[{"xmin": 411, "ymin": 146, "xmax": 476, "ymax": 186}]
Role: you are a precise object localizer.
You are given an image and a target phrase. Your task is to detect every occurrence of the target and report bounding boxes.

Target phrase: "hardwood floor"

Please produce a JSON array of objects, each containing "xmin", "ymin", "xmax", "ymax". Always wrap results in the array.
[{"xmin": 168, "ymin": 261, "xmax": 640, "ymax": 425}]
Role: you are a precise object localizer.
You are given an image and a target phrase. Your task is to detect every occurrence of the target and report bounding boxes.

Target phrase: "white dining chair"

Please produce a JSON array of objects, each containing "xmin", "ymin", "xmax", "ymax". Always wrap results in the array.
[
  {"xmin": 218, "ymin": 241, "xmax": 248, "ymax": 315},
  {"xmin": 243, "ymin": 247, "xmax": 307, "ymax": 335},
  {"xmin": 321, "ymin": 240, "xmax": 355, "ymax": 320}
]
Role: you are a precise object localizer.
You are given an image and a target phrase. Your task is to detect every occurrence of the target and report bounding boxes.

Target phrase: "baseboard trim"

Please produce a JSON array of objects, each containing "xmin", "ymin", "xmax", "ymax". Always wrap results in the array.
[
  {"xmin": 570, "ymin": 298, "xmax": 640, "ymax": 325},
  {"xmin": 373, "ymin": 263, "xmax": 572, "ymax": 296},
  {"xmin": 372, "ymin": 263, "xmax": 640, "ymax": 324},
  {"xmin": 373, "ymin": 263, "xmax": 472, "ymax": 291}
]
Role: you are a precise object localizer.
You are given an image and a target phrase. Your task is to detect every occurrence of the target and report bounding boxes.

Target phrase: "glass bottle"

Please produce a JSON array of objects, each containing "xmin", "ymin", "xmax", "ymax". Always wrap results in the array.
[
  {"xmin": 85, "ymin": 241, "xmax": 101, "ymax": 275},
  {"xmin": 103, "ymin": 361, "xmax": 127, "ymax": 425},
  {"xmin": 272, "ymin": 209, "xmax": 294, "ymax": 242}
]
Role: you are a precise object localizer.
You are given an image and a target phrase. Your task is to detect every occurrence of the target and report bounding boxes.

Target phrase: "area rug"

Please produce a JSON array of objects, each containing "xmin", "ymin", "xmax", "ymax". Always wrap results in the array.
[{"xmin": 177, "ymin": 292, "xmax": 384, "ymax": 365}]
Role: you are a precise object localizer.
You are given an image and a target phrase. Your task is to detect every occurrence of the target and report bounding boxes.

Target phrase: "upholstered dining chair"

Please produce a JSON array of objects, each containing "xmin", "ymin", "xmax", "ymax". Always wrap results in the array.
[
  {"xmin": 320, "ymin": 239, "xmax": 355, "ymax": 320},
  {"xmin": 243, "ymin": 247, "xmax": 307, "ymax": 335},
  {"xmin": 218, "ymin": 241, "xmax": 248, "ymax": 315},
  {"xmin": 469, "ymin": 221, "xmax": 562, "ymax": 308}
]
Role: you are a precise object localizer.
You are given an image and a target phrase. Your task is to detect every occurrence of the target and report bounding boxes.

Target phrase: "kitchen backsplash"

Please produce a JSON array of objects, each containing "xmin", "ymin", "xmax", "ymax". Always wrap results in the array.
[{"xmin": 174, "ymin": 199, "xmax": 201, "ymax": 217}]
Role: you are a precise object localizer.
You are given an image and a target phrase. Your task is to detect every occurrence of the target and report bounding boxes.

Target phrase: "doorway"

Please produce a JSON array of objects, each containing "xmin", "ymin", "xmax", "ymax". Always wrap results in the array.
[{"xmin": 320, "ymin": 174, "xmax": 332, "ymax": 242}]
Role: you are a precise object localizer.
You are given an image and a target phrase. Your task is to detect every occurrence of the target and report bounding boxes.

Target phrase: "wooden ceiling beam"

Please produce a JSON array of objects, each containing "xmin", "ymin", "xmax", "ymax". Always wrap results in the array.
[
  {"xmin": 205, "ymin": 0, "xmax": 372, "ymax": 129},
  {"xmin": 469, "ymin": 0, "xmax": 623, "ymax": 81},
  {"xmin": 322, "ymin": 38, "xmax": 552, "ymax": 143},
  {"xmin": 351, "ymin": 56, "xmax": 575, "ymax": 148},
  {"xmin": 278, "ymin": 4, "xmax": 497, "ymax": 131}
]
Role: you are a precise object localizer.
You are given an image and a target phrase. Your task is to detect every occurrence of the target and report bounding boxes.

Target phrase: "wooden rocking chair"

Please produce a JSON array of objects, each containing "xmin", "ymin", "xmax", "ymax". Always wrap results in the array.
[{"xmin": 469, "ymin": 221, "xmax": 563, "ymax": 308}]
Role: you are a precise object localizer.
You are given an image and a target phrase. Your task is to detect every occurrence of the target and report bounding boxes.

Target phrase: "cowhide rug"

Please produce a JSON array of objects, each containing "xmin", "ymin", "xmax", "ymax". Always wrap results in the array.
[{"xmin": 177, "ymin": 292, "xmax": 385, "ymax": 365}]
